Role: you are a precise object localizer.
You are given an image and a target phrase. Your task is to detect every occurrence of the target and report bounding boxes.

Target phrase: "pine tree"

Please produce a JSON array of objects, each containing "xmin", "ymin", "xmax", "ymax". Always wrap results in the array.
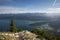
[{"xmin": 9, "ymin": 19, "xmax": 17, "ymax": 32}]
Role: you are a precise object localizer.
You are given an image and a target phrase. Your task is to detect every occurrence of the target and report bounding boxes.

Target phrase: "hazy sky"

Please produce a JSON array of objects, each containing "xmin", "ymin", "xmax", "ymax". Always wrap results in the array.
[{"xmin": 0, "ymin": 0, "xmax": 60, "ymax": 13}]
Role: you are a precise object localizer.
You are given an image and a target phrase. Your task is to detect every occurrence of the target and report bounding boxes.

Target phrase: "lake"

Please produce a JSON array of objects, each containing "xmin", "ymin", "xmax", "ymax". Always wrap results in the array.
[{"xmin": 0, "ymin": 19, "xmax": 41, "ymax": 32}]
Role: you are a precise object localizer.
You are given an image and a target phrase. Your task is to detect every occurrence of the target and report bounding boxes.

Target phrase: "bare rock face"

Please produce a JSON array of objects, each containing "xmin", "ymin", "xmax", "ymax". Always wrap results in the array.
[{"xmin": 19, "ymin": 30, "xmax": 37, "ymax": 40}]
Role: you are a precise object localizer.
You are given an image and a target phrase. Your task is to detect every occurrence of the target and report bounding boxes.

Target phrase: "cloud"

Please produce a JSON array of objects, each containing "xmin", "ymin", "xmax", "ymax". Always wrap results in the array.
[
  {"xmin": 0, "ymin": 6, "xmax": 60, "ymax": 14},
  {"xmin": 0, "ymin": 6, "xmax": 25, "ymax": 14},
  {"xmin": 0, "ymin": 6, "xmax": 45, "ymax": 14},
  {"xmin": 52, "ymin": 0, "xmax": 57, "ymax": 7},
  {"xmin": 55, "ymin": 2, "xmax": 60, "ymax": 7},
  {"xmin": 45, "ymin": 8, "xmax": 60, "ymax": 13}
]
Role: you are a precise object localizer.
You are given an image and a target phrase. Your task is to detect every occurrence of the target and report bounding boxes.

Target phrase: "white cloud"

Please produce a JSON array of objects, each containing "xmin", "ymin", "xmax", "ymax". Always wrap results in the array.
[
  {"xmin": 0, "ymin": 6, "xmax": 26, "ymax": 14},
  {"xmin": 0, "ymin": 6, "xmax": 60, "ymax": 14},
  {"xmin": 55, "ymin": 2, "xmax": 60, "ymax": 7},
  {"xmin": 45, "ymin": 8, "xmax": 60, "ymax": 13},
  {"xmin": 0, "ymin": 6, "xmax": 44, "ymax": 14},
  {"xmin": 52, "ymin": 0, "xmax": 57, "ymax": 7},
  {"xmin": 46, "ymin": 0, "xmax": 60, "ymax": 13}
]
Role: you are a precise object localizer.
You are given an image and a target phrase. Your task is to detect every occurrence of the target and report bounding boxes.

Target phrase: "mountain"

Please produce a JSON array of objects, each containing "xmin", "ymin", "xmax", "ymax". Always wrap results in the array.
[{"xmin": 0, "ymin": 13, "xmax": 47, "ymax": 20}]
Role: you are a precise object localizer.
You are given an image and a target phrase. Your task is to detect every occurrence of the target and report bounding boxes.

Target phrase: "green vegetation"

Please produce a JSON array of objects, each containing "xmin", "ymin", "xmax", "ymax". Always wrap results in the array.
[
  {"xmin": 31, "ymin": 28, "xmax": 60, "ymax": 40},
  {"xmin": 9, "ymin": 19, "xmax": 17, "ymax": 32},
  {"xmin": 9, "ymin": 19, "xmax": 23, "ymax": 32},
  {"xmin": 8, "ymin": 19, "xmax": 60, "ymax": 40}
]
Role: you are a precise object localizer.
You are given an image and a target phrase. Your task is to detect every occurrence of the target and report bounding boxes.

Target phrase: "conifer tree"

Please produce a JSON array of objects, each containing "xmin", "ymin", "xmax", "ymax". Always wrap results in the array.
[{"xmin": 9, "ymin": 19, "xmax": 17, "ymax": 32}]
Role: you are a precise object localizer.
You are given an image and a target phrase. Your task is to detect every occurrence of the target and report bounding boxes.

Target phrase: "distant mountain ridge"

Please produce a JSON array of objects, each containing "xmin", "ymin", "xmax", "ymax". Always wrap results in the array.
[{"xmin": 0, "ymin": 13, "xmax": 49, "ymax": 21}]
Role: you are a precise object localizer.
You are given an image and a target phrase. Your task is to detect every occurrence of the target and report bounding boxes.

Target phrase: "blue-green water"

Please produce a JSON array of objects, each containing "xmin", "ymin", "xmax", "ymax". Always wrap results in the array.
[{"xmin": 0, "ymin": 19, "xmax": 41, "ymax": 32}]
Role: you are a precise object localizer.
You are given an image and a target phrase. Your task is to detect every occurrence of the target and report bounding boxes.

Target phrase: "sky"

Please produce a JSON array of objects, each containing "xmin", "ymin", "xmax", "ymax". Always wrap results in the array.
[{"xmin": 0, "ymin": 0, "xmax": 60, "ymax": 14}]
